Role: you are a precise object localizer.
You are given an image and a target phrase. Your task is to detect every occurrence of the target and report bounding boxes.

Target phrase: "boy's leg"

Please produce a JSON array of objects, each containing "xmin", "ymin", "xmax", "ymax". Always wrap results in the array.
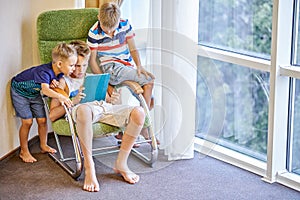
[
  {"xmin": 19, "ymin": 118, "xmax": 37, "ymax": 163},
  {"xmin": 140, "ymin": 81, "xmax": 160, "ymax": 145},
  {"xmin": 75, "ymin": 105, "xmax": 100, "ymax": 192},
  {"xmin": 114, "ymin": 107, "xmax": 144, "ymax": 184},
  {"xmin": 142, "ymin": 81, "xmax": 154, "ymax": 109},
  {"xmin": 11, "ymin": 88, "xmax": 37, "ymax": 162},
  {"xmin": 36, "ymin": 117, "xmax": 56, "ymax": 154}
]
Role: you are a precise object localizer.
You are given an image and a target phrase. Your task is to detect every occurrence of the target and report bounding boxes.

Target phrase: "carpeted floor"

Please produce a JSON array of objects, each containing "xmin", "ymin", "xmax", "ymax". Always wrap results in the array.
[{"xmin": 0, "ymin": 134, "xmax": 299, "ymax": 200}]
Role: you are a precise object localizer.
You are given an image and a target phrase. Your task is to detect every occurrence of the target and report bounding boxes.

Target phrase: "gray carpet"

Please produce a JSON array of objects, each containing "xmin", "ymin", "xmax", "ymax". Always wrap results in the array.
[{"xmin": 0, "ymin": 134, "xmax": 299, "ymax": 200}]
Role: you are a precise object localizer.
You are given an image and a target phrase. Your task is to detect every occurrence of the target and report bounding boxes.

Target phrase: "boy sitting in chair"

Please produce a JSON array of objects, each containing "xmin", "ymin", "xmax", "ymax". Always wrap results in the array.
[{"xmin": 49, "ymin": 40, "xmax": 145, "ymax": 192}]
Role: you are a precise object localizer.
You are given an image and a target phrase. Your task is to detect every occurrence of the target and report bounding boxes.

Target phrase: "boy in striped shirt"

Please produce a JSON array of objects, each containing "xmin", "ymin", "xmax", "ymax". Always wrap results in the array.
[{"xmin": 87, "ymin": 2, "xmax": 155, "ymax": 110}]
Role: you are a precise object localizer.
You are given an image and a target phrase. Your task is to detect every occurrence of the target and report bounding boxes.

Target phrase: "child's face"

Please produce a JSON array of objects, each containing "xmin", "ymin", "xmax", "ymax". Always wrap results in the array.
[
  {"xmin": 71, "ymin": 55, "xmax": 88, "ymax": 79},
  {"xmin": 58, "ymin": 55, "xmax": 77, "ymax": 76}
]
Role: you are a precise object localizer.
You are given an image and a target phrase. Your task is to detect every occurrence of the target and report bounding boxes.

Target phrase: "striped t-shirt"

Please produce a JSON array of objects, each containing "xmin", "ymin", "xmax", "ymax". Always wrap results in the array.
[{"xmin": 87, "ymin": 19, "xmax": 135, "ymax": 66}]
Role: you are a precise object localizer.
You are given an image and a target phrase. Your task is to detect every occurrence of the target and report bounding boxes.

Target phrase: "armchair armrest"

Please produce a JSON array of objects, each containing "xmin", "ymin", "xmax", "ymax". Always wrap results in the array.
[{"xmin": 118, "ymin": 80, "xmax": 144, "ymax": 95}]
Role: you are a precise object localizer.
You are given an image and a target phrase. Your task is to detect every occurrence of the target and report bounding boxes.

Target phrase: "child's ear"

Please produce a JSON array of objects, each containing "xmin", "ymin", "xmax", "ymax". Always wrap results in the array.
[{"xmin": 56, "ymin": 61, "xmax": 62, "ymax": 69}]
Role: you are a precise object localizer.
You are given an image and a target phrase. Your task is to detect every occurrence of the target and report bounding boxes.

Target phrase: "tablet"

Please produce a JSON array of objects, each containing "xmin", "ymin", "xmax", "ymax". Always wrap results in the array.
[{"xmin": 80, "ymin": 73, "xmax": 110, "ymax": 103}]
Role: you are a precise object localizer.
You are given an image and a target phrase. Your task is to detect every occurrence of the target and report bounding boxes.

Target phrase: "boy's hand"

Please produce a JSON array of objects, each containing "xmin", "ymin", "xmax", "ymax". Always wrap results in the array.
[
  {"xmin": 137, "ymin": 66, "xmax": 155, "ymax": 80},
  {"xmin": 106, "ymin": 88, "xmax": 121, "ymax": 105},
  {"xmin": 58, "ymin": 94, "xmax": 73, "ymax": 108},
  {"xmin": 72, "ymin": 86, "xmax": 86, "ymax": 105},
  {"xmin": 50, "ymin": 79, "xmax": 60, "ymax": 88},
  {"xmin": 110, "ymin": 89, "xmax": 121, "ymax": 105}
]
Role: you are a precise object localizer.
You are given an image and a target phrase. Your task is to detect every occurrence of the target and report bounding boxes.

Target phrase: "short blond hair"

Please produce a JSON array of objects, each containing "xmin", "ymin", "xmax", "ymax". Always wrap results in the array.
[
  {"xmin": 52, "ymin": 43, "xmax": 77, "ymax": 63},
  {"xmin": 99, "ymin": 2, "xmax": 120, "ymax": 29},
  {"xmin": 69, "ymin": 40, "xmax": 91, "ymax": 59}
]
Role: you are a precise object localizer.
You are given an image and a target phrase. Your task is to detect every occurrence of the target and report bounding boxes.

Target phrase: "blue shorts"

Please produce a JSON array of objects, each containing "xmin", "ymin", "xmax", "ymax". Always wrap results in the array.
[
  {"xmin": 101, "ymin": 62, "xmax": 153, "ymax": 86},
  {"xmin": 10, "ymin": 87, "xmax": 46, "ymax": 119}
]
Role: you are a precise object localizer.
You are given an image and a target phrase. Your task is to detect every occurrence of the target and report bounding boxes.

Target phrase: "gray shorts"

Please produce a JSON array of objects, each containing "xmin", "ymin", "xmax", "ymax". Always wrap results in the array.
[
  {"xmin": 101, "ymin": 62, "xmax": 153, "ymax": 86},
  {"xmin": 71, "ymin": 100, "xmax": 135, "ymax": 128},
  {"xmin": 10, "ymin": 87, "xmax": 46, "ymax": 119}
]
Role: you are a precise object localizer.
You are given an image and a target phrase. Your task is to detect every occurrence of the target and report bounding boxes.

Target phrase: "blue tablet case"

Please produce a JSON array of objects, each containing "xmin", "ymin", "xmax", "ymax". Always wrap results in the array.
[{"xmin": 81, "ymin": 73, "xmax": 110, "ymax": 103}]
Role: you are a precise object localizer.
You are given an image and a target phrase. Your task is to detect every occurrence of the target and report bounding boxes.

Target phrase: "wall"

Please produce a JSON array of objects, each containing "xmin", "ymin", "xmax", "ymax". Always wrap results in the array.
[{"xmin": 0, "ymin": 0, "xmax": 83, "ymax": 159}]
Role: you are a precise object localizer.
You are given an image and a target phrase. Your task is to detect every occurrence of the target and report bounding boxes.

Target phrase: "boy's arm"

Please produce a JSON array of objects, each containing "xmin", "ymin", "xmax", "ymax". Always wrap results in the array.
[
  {"xmin": 127, "ymin": 37, "xmax": 142, "ymax": 69},
  {"xmin": 41, "ymin": 83, "xmax": 73, "ymax": 107},
  {"xmin": 52, "ymin": 78, "xmax": 69, "ymax": 98},
  {"xmin": 128, "ymin": 37, "xmax": 155, "ymax": 79},
  {"xmin": 49, "ymin": 98, "xmax": 66, "ymax": 122},
  {"xmin": 49, "ymin": 79, "xmax": 85, "ymax": 121},
  {"xmin": 89, "ymin": 50, "xmax": 103, "ymax": 74}
]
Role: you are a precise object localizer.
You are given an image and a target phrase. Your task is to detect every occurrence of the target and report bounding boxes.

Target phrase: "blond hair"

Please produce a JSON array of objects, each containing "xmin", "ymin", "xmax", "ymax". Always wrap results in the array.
[
  {"xmin": 69, "ymin": 40, "xmax": 91, "ymax": 59},
  {"xmin": 52, "ymin": 43, "xmax": 77, "ymax": 63},
  {"xmin": 99, "ymin": 0, "xmax": 124, "ymax": 7},
  {"xmin": 99, "ymin": 2, "xmax": 121, "ymax": 29}
]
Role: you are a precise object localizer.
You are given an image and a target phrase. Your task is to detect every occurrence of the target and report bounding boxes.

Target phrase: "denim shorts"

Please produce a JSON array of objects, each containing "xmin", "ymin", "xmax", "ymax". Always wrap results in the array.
[
  {"xmin": 101, "ymin": 62, "xmax": 153, "ymax": 86},
  {"xmin": 10, "ymin": 87, "xmax": 46, "ymax": 119}
]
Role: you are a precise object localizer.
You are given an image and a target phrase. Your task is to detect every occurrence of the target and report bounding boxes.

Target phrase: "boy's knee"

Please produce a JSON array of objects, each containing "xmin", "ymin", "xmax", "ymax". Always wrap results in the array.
[
  {"xmin": 37, "ymin": 118, "xmax": 47, "ymax": 126},
  {"xmin": 143, "ymin": 82, "xmax": 154, "ymax": 90},
  {"xmin": 22, "ymin": 119, "xmax": 33, "ymax": 127},
  {"xmin": 130, "ymin": 107, "xmax": 145, "ymax": 126},
  {"xmin": 76, "ymin": 105, "xmax": 92, "ymax": 123}
]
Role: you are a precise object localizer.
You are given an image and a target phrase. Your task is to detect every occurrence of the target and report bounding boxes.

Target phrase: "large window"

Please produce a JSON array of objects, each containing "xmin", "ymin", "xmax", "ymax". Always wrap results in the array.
[
  {"xmin": 198, "ymin": 0, "xmax": 272, "ymax": 59},
  {"xmin": 197, "ymin": 0, "xmax": 272, "ymax": 160}
]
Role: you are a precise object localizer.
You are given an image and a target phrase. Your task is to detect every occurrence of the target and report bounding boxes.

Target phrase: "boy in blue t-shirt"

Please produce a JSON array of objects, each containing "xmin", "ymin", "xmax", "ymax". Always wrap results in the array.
[{"xmin": 10, "ymin": 43, "xmax": 77, "ymax": 163}]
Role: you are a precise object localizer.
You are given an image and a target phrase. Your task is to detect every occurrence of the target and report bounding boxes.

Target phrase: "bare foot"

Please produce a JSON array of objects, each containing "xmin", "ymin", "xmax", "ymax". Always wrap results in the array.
[
  {"xmin": 40, "ymin": 145, "xmax": 57, "ymax": 154},
  {"xmin": 19, "ymin": 151, "xmax": 37, "ymax": 163},
  {"xmin": 83, "ymin": 168, "xmax": 100, "ymax": 192},
  {"xmin": 113, "ymin": 165, "xmax": 139, "ymax": 184}
]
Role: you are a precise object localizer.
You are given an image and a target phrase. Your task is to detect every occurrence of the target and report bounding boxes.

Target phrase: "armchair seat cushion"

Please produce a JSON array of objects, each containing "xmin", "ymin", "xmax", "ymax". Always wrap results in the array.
[{"xmin": 52, "ymin": 118, "xmax": 121, "ymax": 137}]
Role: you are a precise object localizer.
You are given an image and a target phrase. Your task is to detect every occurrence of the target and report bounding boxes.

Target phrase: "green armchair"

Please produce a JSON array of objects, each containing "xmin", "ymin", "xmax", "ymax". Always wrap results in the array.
[{"xmin": 37, "ymin": 8, "xmax": 157, "ymax": 179}]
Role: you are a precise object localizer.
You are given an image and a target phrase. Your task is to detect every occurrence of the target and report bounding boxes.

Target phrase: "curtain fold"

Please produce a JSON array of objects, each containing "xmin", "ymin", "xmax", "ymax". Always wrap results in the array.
[{"xmin": 157, "ymin": 0, "xmax": 198, "ymax": 160}]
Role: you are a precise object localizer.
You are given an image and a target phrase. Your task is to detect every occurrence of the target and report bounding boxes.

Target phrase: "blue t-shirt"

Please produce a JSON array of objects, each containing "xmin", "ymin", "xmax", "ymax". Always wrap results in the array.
[{"xmin": 11, "ymin": 62, "xmax": 64, "ymax": 98}]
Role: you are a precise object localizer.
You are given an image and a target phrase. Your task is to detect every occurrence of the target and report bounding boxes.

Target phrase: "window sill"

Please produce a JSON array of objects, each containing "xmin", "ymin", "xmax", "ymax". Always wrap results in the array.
[{"xmin": 276, "ymin": 170, "xmax": 300, "ymax": 192}]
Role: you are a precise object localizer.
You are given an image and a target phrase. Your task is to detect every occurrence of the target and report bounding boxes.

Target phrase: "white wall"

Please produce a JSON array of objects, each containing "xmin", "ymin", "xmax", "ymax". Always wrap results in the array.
[{"xmin": 0, "ymin": 0, "xmax": 83, "ymax": 159}]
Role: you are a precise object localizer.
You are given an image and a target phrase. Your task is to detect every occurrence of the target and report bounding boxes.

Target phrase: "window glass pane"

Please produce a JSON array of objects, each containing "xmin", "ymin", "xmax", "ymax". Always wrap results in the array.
[
  {"xmin": 196, "ymin": 56, "xmax": 269, "ymax": 160},
  {"xmin": 198, "ymin": 0, "xmax": 273, "ymax": 59},
  {"xmin": 293, "ymin": 0, "xmax": 300, "ymax": 65},
  {"xmin": 291, "ymin": 79, "xmax": 300, "ymax": 174},
  {"xmin": 289, "ymin": 0, "xmax": 300, "ymax": 175}
]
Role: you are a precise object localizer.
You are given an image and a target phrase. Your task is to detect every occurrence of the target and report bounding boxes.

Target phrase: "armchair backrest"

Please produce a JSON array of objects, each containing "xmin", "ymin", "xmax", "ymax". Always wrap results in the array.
[{"xmin": 36, "ymin": 8, "xmax": 98, "ymax": 63}]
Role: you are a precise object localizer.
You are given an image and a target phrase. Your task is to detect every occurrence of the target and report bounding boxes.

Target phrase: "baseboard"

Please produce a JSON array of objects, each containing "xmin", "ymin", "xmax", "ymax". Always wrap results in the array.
[{"xmin": 0, "ymin": 135, "xmax": 41, "ymax": 162}]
